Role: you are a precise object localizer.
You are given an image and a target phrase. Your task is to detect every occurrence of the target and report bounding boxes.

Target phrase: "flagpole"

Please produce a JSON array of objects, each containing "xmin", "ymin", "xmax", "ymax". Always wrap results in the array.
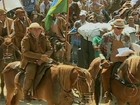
[
  {"xmin": 2, "ymin": 0, "xmax": 6, "ymax": 10},
  {"xmin": 65, "ymin": 1, "xmax": 70, "ymax": 42}
]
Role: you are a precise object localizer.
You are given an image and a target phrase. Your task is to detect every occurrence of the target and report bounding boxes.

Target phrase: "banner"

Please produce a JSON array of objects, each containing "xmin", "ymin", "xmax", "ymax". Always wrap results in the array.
[{"xmin": 0, "ymin": 0, "xmax": 23, "ymax": 11}]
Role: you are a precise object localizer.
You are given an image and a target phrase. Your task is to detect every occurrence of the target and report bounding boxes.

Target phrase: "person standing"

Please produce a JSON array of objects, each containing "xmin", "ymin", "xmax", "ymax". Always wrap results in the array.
[
  {"xmin": 125, "ymin": 16, "xmax": 140, "ymax": 43},
  {"xmin": 20, "ymin": 0, "xmax": 39, "ymax": 19},
  {"xmin": 21, "ymin": 22, "xmax": 53, "ymax": 101},
  {"xmin": 92, "ymin": 29, "xmax": 108, "ymax": 58},
  {"xmin": 76, "ymin": 11, "xmax": 95, "ymax": 69},
  {"xmin": 69, "ymin": 21, "xmax": 81, "ymax": 65},
  {"xmin": 39, "ymin": 0, "xmax": 52, "ymax": 16}
]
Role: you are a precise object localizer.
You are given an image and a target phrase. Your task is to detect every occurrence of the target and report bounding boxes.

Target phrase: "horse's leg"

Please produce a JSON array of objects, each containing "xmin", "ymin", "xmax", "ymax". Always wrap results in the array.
[
  {"xmin": 11, "ymin": 89, "xmax": 22, "ymax": 105},
  {"xmin": 3, "ymin": 69, "xmax": 18, "ymax": 105},
  {"xmin": 0, "ymin": 61, "xmax": 5, "ymax": 99},
  {"xmin": 5, "ymin": 87, "xmax": 15, "ymax": 105},
  {"xmin": 0, "ymin": 74, "xmax": 4, "ymax": 99}
]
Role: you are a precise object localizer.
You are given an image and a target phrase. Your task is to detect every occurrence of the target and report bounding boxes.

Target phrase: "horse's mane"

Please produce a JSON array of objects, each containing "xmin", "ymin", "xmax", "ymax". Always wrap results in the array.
[
  {"xmin": 58, "ymin": 65, "xmax": 75, "ymax": 91},
  {"xmin": 118, "ymin": 55, "xmax": 140, "ymax": 83}
]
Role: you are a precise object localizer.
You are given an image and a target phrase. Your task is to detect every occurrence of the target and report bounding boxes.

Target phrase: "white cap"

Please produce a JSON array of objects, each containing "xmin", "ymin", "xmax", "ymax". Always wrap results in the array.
[{"xmin": 79, "ymin": 10, "xmax": 87, "ymax": 16}]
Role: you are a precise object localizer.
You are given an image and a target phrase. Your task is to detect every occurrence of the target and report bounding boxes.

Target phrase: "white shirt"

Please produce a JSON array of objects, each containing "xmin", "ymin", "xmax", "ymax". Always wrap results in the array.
[{"xmin": 115, "ymin": 34, "xmax": 121, "ymax": 41}]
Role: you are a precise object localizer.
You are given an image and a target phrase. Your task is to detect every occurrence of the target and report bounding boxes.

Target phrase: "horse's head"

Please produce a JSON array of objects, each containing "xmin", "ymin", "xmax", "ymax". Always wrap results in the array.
[
  {"xmin": 71, "ymin": 67, "xmax": 93, "ymax": 104},
  {"xmin": 100, "ymin": 59, "xmax": 112, "ymax": 69}
]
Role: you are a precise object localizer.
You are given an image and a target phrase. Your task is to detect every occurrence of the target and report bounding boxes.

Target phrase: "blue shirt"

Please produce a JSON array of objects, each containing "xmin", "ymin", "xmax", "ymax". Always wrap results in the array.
[
  {"xmin": 21, "ymin": 0, "xmax": 38, "ymax": 12},
  {"xmin": 69, "ymin": 28, "xmax": 81, "ymax": 47}
]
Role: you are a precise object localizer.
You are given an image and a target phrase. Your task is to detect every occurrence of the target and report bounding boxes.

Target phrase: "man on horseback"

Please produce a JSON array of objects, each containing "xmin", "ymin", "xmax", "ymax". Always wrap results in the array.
[
  {"xmin": 12, "ymin": 8, "xmax": 31, "ymax": 50},
  {"xmin": 0, "ymin": 9, "xmax": 14, "ymax": 37},
  {"xmin": 20, "ymin": 22, "xmax": 53, "ymax": 101},
  {"xmin": 100, "ymin": 19, "xmax": 133, "ymax": 102}
]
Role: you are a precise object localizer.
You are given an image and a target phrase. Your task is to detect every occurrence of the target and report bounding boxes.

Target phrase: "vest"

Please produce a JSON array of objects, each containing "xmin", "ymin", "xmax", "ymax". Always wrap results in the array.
[{"xmin": 110, "ymin": 39, "xmax": 127, "ymax": 62}]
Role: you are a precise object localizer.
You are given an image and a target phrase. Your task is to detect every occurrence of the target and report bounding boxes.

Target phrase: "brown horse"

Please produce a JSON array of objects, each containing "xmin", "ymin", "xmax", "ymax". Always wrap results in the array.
[
  {"xmin": 88, "ymin": 55, "xmax": 140, "ymax": 105},
  {"xmin": 0, "ymin": 37, "xmax": 21, "ymax": 99},
  {"xmin": 3, "ymin": 61, "xmax": 93, "ymax": 105}
]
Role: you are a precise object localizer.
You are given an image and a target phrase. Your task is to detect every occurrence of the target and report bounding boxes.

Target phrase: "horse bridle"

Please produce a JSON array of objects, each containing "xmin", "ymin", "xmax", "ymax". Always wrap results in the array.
[
  {"xmin": 58, "ymin": 67, "xmax": 93, "ymax": 104},
  {"xmin": 72, "ymin": 70, "xmax": 93, "ymax": 104}
]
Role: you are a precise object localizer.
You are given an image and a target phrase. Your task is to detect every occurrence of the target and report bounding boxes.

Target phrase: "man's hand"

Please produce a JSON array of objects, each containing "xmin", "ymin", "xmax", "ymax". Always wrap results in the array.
[
  {"xmin": 40, "ymin": 54, "xmax": 53, "ymax": 63},
  {"xmin": 40, "ymin": 55, "xmax": 49, "ymax": 62}
]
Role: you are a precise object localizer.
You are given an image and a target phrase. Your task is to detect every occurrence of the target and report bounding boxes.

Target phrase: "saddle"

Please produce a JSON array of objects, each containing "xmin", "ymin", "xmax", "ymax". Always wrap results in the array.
[
  {"xmin": 14, "ymin": 63, "xmax": 52, "ymax": 97},
  {"xmin": 111, "ymin": 62, "xmax": 123, "ymax": 76}
]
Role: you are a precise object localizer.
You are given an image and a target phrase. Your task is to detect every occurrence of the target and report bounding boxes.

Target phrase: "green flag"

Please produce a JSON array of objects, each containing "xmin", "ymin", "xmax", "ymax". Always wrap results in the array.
[{"xmin": 45, "ymin": 0, "xmax": 68, "ymax": 31}]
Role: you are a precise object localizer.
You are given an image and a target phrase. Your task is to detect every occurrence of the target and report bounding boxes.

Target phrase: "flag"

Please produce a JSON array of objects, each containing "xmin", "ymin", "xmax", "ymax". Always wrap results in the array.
[{"xmin": 45, "ymin": 0, "xmax": 68, "ymax": 31}]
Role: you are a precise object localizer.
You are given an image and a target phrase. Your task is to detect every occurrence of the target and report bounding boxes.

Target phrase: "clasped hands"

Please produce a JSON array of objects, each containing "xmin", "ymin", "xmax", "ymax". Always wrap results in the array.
[{"xmin": 40, "ymin": 54, "xmax": 53, "ymax": 62}]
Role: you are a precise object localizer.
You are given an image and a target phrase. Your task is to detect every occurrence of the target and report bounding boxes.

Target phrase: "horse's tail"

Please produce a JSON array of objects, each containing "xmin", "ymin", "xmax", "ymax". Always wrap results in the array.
[{"xmin": 94, "ymin": 72, "xmax": 101, "ymax": 105}]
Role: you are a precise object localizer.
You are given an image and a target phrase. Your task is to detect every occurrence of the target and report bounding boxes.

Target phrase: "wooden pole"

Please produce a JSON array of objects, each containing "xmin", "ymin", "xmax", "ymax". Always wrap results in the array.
[
  {"xmin": 65, "ymin": 0, "xmax": 71, "ymax": 42},
  {"xmin": 2, "ymin": 0, "xmax": 6, "ymax": 10}
]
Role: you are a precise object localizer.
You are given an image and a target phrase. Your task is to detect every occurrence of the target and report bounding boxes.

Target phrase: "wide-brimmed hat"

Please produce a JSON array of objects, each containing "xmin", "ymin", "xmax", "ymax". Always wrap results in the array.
[
  {"xmin": 0, "ymin": 9, "xmax": 6, "ymax": 15},
  {"xmin": 28, "ymin": 23, "xmax": 43, "ymax": 30},
  {"xmin": 15, "ymin": 9, "xmax": 25, "ymax": 15},
  {"xmin": 113, "ymin": 19, "xmax": 125, "ymax": 28}
]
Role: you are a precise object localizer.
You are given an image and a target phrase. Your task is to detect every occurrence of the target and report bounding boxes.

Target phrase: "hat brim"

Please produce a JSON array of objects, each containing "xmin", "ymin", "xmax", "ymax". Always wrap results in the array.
[
  {"xmin": 114, "ymin": 25, "xmax": 125, "ymax": 28},
  {"xmin": 28, "ymin": 26, "xmax": 43, "ymax": 30}
]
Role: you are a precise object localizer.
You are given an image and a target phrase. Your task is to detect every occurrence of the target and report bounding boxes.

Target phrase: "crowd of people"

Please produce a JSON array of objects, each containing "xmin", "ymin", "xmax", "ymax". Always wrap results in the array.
[{"xmin": 0, "ymin": 0, "xmax": 140, "ymax": 102}]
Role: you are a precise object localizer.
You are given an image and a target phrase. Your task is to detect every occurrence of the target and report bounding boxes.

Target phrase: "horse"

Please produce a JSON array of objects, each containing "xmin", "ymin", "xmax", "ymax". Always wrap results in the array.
[
  {"xmin": 0, "ymin": 37, "xmax": 21, "ymax": 99},
  {"xmin": 88, "ymin": 55, "xmax": 140, "ymax": 105},
  {"xmin": 3, "ymin": 61, "xmax": 93, "ymax": 105}
]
